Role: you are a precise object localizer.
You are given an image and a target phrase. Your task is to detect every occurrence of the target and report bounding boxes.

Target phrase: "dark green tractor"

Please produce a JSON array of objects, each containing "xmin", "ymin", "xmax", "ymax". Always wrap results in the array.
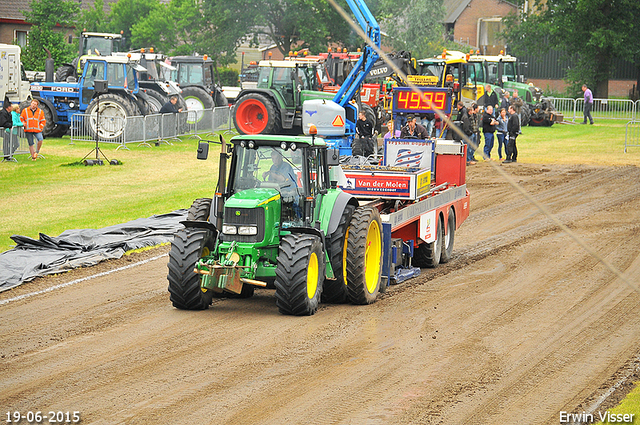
[{"xmin": 167, "ymin": 134, "xmax": 384, "ymax": 315}]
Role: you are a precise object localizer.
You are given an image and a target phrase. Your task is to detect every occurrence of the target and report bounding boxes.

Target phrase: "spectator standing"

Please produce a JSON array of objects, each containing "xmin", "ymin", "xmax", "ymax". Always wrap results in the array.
[
  {"xmin": 500, "ymin": 90, "xmax": 510, "ymax": 112},
  {"xmin": 504, "ymin": 105, "xmax": 520, "ymax": 163},
  {"xmin": 354, "ymin": 110, "xmax": 375, "ymax": 157},
  {"xmin": 496, "ymin": 108, "xmax": 509, "ymax": 161},
  {"xmin": 468, "ymin": 103, "xmax": 480, "ymax": 163},
  {"xmin": 1, "ymin": 97, "xmax": 12, "ymax": 160},
  {"xmin": 400, "ymin": 115, "xmax": 429, "ymax": 139},
  {"xmin": 479, "ymin": 85, "xmax": 499, "ymax": 116},
  {"xmin": 20, "ymin": 98, "xmax": 46, "ymax": 160},
  {"xmin": 456, "ymin": 101, "xmax": 475, "ymax": 165},
  {"xmin": 383, "ymin": 120, "xmax": 401, "ymax": 142},
  {"xmin": 582, "ymin": 84, "xmax": 594, "ymax": 124},
  {"xmin": 482, "ymin": 105, "xmax": 499, "ymax": 160},
  {"xmin": 510, "ymin": 90, "xmax": 524, "ymax": 122}
]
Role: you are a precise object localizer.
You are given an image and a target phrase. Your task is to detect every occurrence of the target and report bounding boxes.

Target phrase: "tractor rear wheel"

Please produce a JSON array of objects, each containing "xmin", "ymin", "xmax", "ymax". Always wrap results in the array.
[
  {"xmin": 233, "ymin": 93, "xmax": 280, "ymax": 134},
  {"xmin": 346, "ymin": 207, "xmax": 383, "ymax": 305},
  {"xmin": 86, "ymin": 93, "xmax": 138, "ymax": 140},
  {"xmin": 144, "ymin": 89, "xmax": 167, "ymax": 114},
  {"xmin": 440, "ymin": 209, "xmax": 455, "ymax": 264},
  {"xmin": 182, "ymin": 86, "xmax": 214, "ymax": 124},
  {"xmin": 275, "ymin": 234, "xmax": 324, "ymax": 316},
  {"xmin": 520, "ymin": 103, "xmax": 531, "ymax": 127},
  {"xmin": 414, "ymin": 214, "xmax": 443, "ymax": 268},
  {"xmin": 55, "ymin": 64, "xmax": 76, "ymax": 82},
  {"xmin": 322, "ymin": 205, "xmax": 355, "ymax": 303}
]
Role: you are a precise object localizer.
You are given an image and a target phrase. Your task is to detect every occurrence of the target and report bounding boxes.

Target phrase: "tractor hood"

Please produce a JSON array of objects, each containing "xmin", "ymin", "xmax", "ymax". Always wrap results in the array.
[{"xmin": 225, "ymin": 188, "xmax": 280, "ymax": 209}]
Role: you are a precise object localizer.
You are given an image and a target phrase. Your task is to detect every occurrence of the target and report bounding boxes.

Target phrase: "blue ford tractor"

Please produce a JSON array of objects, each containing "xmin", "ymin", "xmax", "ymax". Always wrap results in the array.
[{"xmin": 30, "ymin": 55, "xmax": 149, "ymax": 139}]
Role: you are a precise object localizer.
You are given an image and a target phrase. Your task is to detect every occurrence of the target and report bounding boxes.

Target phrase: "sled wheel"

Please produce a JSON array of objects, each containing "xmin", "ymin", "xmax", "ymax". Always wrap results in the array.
[
  {"xmin": 414, "ymin": 214, "xmax": 443, "ymax": 268},
  {"xmin": 440, "ymin": 208, "xmax": 455, "ymax": 264}
]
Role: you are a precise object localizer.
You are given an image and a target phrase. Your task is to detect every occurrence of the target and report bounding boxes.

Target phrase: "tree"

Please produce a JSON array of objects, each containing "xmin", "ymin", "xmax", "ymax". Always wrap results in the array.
[
  {"xmin": 502, "ymin": 0, "xmax": 640, "ymax": 98},
  {"xmin": 252, "ymin": 0, "xmax": 354, "ymax": 55},
  {"xmin": 21, "ymin": 0, "xmax": 79, "ymax": 71},
  {"xmin": 108, "ymin": 0, "xmax": 162, "ymax": 50},
  {"xmin": 378, "ymin": 0, "xmax": 445, "ymax": 59},
  {"xmin": 77, "ymin": 0, "xmax": 110, "ymax": 34},
  {"xmin": 132, "ymin": 0, "xmax": 256, "ymax": 67}
]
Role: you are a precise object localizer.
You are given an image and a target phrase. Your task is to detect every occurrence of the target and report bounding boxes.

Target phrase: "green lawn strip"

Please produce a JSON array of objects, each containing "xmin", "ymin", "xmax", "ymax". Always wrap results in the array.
[
  {"xmin": 1, "ymin": 134, "xmax": 222, "ymax": 252},
  {"xmin": 594, "ymin": 382, "xmax": 640, "ymax": 424}
]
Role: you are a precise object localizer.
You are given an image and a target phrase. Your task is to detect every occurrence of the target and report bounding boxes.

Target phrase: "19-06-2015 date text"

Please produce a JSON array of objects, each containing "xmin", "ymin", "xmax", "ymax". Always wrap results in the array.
[{"xmin": 6, "ymin": 411, "xmax": 80, "ymax": 423}]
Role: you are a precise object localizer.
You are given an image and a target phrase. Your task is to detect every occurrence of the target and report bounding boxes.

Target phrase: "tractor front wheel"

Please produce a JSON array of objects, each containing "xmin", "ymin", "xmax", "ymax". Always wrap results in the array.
[
  {"xmin": 346, "ymin": 207, "xmax": 383, "ymax": 305},
  {"xmin": 275, "ymin": 234, "xmax": 324, "ymax": 316},
  {"xmin": 233, "ymin": 93, "xmax": 280, "ymax": 134}
]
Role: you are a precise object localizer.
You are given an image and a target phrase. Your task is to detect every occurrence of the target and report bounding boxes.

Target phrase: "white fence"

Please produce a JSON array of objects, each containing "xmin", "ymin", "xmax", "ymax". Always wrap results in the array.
[
  {"xmin": 1, "ymin": 127, "xmax": 31, "ymax": 162},
  {"xmin": 549, "ymin": 98, "xmax": 638, "ymax": 122},
  {"xmin": 70, "ymin": 106, "xmax": 233, "ymax": 148}
]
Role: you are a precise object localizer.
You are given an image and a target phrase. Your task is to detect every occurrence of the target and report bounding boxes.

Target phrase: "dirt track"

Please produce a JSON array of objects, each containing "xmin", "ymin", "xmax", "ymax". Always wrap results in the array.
[{"xmin": 2, "ymin": 163, "xmax": 640, "ymax": 425}]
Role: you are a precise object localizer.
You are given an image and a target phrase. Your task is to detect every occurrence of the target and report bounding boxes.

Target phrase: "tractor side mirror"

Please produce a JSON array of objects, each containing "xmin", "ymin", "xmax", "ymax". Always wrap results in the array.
[
  {"xmin": 197, "ymin": 141, "xmax": 209, "ymax": 160},
  {"xmin": 327, "ymin": 148, "xmax": 340, "ymax": 166}
]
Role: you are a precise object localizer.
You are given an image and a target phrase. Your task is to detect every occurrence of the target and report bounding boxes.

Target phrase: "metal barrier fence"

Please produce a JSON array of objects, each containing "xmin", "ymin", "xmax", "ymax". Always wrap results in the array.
[
  {"xmin": 70, "ymin": 106, "xmax": 233, "ymax": 148},
  {"xmin": 625, "ymin": 120, "xmax": 640, "ymax": 153},
  {"xmin": 1, "ymin": 127, "xmax": 31, "ymax": 162},
  {"xmin": 549, "ymin": 98, "xmax": 639, "ymax": 122}
]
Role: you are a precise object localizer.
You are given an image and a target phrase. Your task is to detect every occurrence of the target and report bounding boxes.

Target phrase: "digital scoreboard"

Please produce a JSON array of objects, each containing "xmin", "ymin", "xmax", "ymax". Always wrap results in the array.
[{"xmin": 392, "ymin": 87, "xmax": 452, "ymax": 115}]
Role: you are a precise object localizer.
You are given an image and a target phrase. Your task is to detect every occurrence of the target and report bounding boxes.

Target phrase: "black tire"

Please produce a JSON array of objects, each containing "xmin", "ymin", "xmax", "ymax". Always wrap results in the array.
[
  {"xmin": 86, "ymin": 93, "xmax": 138, "ymax": 140},
  {"xmin": 233, "ymin": 93, "xmax": 280, "ymax": 135},
  {"xmin": 48, "ymin": 124, "xmax": 69, "ymax": 138},
  {"xmin": 213, "ymin": 88, "xmax": 229, "ymax": 107},
  {"xmin": 440, "ymin": 208, "xmax": 455, "ymax": 264},
  {"xmin": 134, "ymin": 93, "xmax": 150, "ymax": 116},
  {"xmin": 414, "ymin": 214, "xmax": 443, "ymax": 268},
  {"xmin": 187, "ymin": 198, "xmax": 213, "ymax": 221},
  {"xmin": 274, "ymin": 234, "xmax": 324, "ymax": 316},
  {"xmin": 322, "ymin": 204, "xmax": 355, "ymax": 303},
  {"xmin": 144, "ymin": 89, "xmax": 168, "ymax": 114},
  {"xmin": 346, "ymin": 207, "xmax": 383, "ymax": 305},
  {"xmin": 361, "ymin": 103, "xmax": 377, "ymax": 130},
  {"xmin": 167, "ymin": 227, "xmax": 216, "ymax": 310},
  {"xmin": 182, "ymin": 86, "xmax": 214, "ymax": 124},
  {"xmin": 37, "ymin": 101, "xmax": 59, "ymax": 138},
  {"xmin": 520, "ymin": 103, "xmax": 531, "ymax": 127},
  {"xmin": 55, "ymin": 64, "xmax": 76, "ymax": 82}
]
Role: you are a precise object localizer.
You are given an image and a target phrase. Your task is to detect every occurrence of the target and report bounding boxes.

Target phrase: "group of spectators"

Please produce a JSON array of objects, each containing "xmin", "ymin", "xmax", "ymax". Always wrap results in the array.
[{"xmin": 0, "ymin": 97, "xmax": 46, "ymax": 161}]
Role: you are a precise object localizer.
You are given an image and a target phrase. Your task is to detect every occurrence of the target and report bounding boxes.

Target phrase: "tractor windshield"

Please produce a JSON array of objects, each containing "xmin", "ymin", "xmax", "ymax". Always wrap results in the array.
[
  {"xmin": 84, "ymin": 38, "xmax": 117, "ymax": 56},
  {"xmin": 174, "ymin": 63, "xmax": 204, "ymax": 85},
  {"xmin": 232, "ymin": 145, "xmax": 304, "ymax": 225}
]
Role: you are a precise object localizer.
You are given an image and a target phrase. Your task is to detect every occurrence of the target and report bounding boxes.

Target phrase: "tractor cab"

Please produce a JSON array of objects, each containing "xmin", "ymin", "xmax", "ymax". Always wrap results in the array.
[
  {"xmin": 256, "ymin": 61, "xmax": 324, "ymax": 108},
  {"xmin": 224, "ymin": 135, "xmax": 333, "ymax": 234}
]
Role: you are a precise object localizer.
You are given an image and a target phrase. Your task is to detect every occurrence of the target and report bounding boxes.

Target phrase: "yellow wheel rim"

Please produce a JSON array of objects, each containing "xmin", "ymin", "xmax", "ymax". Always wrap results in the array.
[
  {"xmin": 364, "ymin": 219, "xmax": 381, "ymax": 294},
  {"xmin": 342, "ymin": 227, "xmax": 350, "ymax": 285},
  {"xmin": 307, "ymin": 252, "xmax": 319, "ymax": 299}
]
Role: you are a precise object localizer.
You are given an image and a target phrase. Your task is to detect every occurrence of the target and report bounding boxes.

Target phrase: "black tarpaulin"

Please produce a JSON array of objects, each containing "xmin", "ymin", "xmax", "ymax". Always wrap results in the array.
[{"xmin": 0, "ymin": 210, "xmax": 187, "ymax": 292}]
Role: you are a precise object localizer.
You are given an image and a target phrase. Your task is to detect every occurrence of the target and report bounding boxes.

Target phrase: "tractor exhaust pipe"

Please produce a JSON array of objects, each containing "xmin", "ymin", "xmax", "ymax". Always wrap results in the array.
[{"xmin": 216, "ymin": 134, "xmax": 227, "ymax": 231}]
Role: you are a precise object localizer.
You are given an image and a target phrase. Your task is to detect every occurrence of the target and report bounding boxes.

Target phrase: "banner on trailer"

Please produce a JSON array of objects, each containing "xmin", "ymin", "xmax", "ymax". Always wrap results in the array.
[
  {"xmin": 384, "ymin": 139, "xmax": 434, "ymax": 171},
  {"xmin": 342, "ymin": 173, "xmax": 412, "ymax": 198}
]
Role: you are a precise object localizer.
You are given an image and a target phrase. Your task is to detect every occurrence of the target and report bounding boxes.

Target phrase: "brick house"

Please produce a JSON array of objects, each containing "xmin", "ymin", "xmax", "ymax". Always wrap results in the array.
[{"xmin": 443, "ymin": 0, "xmax": 518, "ymax": 54}]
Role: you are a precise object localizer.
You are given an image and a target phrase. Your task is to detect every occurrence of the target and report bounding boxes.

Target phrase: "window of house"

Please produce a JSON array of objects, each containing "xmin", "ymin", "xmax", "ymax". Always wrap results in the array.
[{"xmin": 15, "ymin": 31, "xmax": 28, "ymax": 47}]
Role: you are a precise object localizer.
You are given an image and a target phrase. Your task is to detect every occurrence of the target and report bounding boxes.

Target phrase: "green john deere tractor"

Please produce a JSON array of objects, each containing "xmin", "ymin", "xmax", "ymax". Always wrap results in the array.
[{"xmin": 167, "ymin": 134, "xmax": 384, "ymax": 315}]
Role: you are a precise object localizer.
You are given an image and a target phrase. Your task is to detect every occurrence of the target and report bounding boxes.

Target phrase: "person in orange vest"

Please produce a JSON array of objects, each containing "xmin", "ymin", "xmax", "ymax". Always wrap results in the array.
[{"xmin": 20, "ymin": 98, "xmax": 46, "ymax": 160}]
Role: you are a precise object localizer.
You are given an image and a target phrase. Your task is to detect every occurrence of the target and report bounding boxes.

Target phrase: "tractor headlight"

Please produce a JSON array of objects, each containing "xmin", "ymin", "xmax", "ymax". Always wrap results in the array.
[
  {"xmin": 238, "ymin": 226, "xmax": 258, "ymax": 235},
  {"xmin": 280, "ymin": 141, "xmax": 288, "ymax": 150},
  {"xmin": 222, "ymin": 225, "xmax": 237, "ymax": 234},
  {"xmin": 290, "ymin": 143, "xmax": 297, "ymax": 151}
]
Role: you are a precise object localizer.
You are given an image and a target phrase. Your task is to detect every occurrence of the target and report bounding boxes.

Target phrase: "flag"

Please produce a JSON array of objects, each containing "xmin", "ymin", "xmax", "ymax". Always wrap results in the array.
[{"xmin": 394, "ymin": 148, "xmax": 423, "ymax": 167}]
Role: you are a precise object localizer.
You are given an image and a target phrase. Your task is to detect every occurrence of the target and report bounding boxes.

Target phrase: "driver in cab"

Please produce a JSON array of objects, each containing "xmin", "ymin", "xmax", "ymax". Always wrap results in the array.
[
  {"xmin": 262, "ymin": 149, "xmax": 297, "ymax": 189},
  {"xmin": 400, "ymin": 115, "xmax": 429, "ymax": 139}
]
